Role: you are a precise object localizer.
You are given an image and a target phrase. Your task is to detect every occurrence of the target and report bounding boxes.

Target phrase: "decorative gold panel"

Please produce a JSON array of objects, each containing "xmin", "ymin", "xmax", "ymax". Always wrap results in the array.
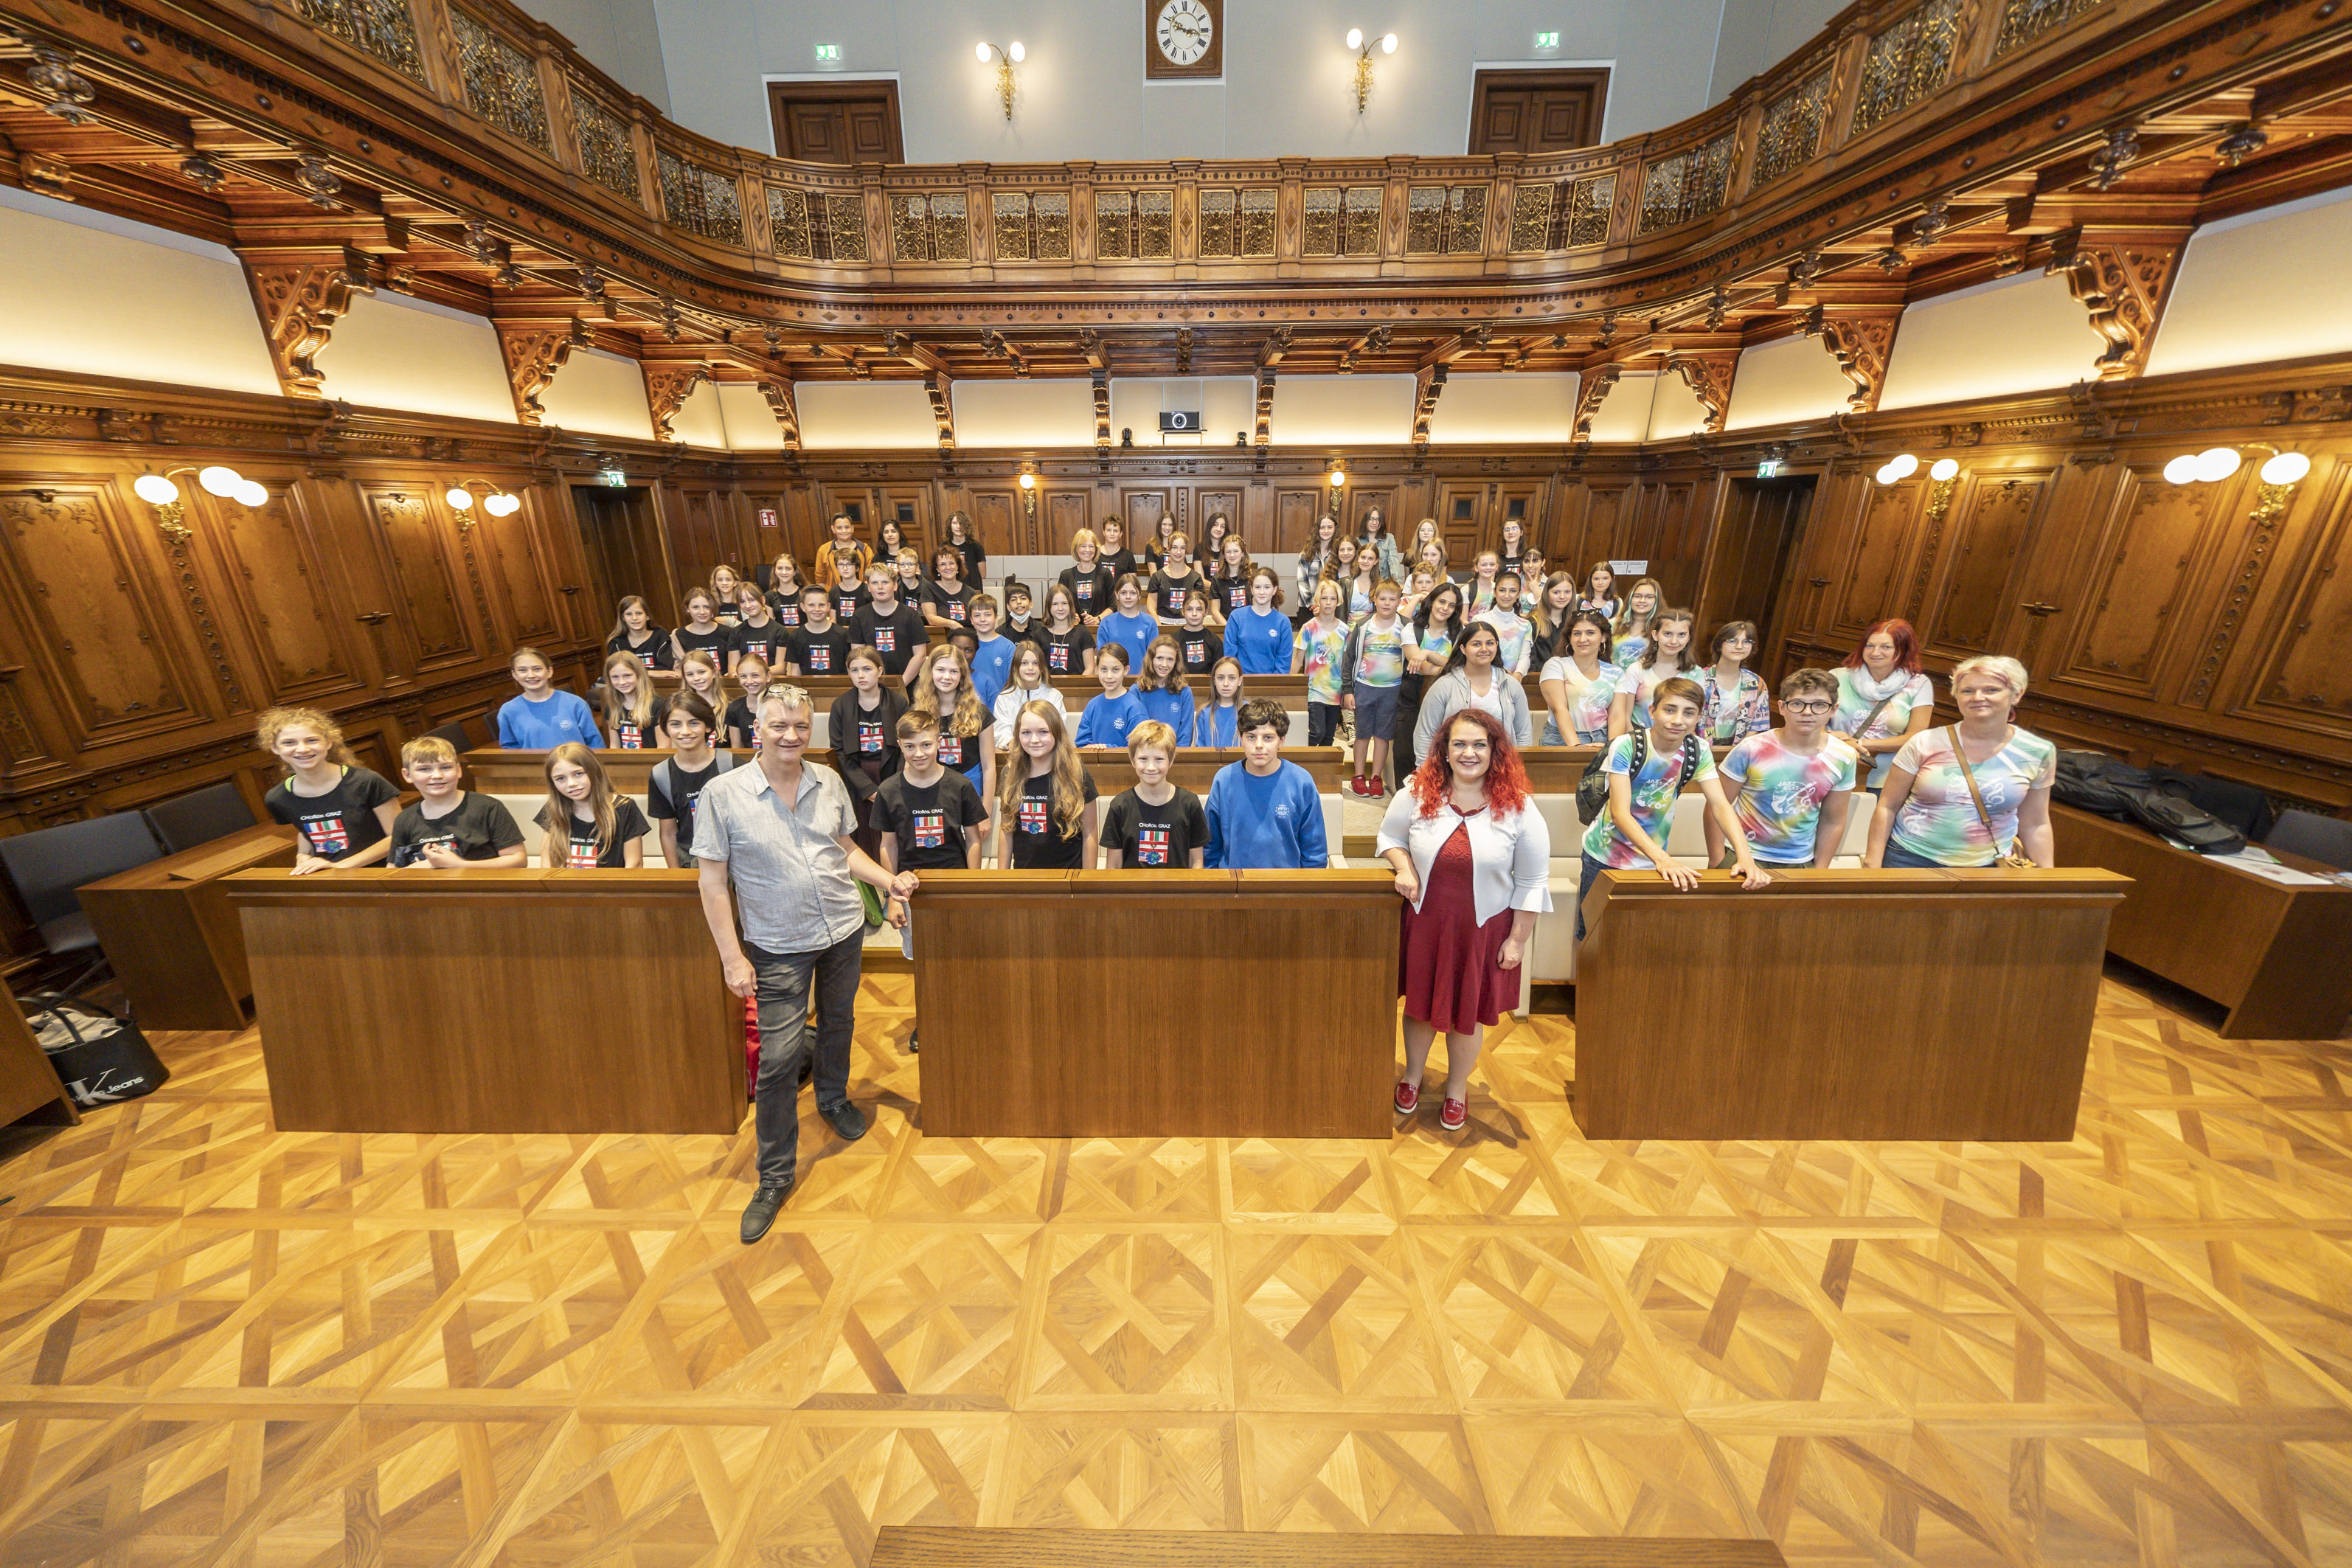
[
  {"xmin": 451, "ymin": 7, "xmax": 548, "ymax": 152},
  {"xmin": 573, "ymin": 90, "xmax": 639, "ymax": 200},
  {"xmin": 993, "ymin": 191, "xmax": 1031, "ymax": 261},
  {"xmin": 1138, "ymin": 190, "xmax": 1173, "ymax": 260},
  {"xmin": 1301, "ymin": 187, "xmax": 1340, "ymax": 257},
  {"xmin": 825, "ymin": 192, "xmax": 866, "ymax": 262},
  {"xmin": 1567, "ymin": 174, "xmax": 1613, "ymax": 246},
  {"xmin": 892, "ymin": 194, "xmax": 929, "ymax": 261},
  {"xmin": 1239, "ymin": 187, "xmax": 1277, "ymax": 257},
  {"xmin": 657, "ymin": 148, "xmax": 743, "ymax": 243},
  {"xmin": 288, "ymin": 0, "xmax": 425, "ymax": 82},
  {"xmin": 768, "ymin": 185, "xmax": 811, "ymax": 260},
  {"xmin": 1997, "ymin": 0, "xmax": 2103, "ymax": 55},
  {"xmin": 1508, "ymin": 182, "xmax": 1553, "ymax": 251},
  {"xmin": 930, "ymin": 192, "xmax": 968, "ymax": 260},
  {"xmin": 1406, "ymin": 187, "xmax": 1446, "ymax": 254},
  {"xmin": 1637, "ymin": 130, "xmax": 1734, "ymax": 235},
  {"xmin": 1033, "ymin": 191, "xmax": 1072, "ymax": 260},
  {"xmin": 1752, "ymin": 66, "xmax": 1831, "ymax": 189},
  {"xmin": 1096, "ymin": 190, "xmax": 1134, "ymax": 260},
  {"xmin": 1342, "ymin": 186, "xmax": 1382, "ymax": 256},
  {"xmin": 1852, "ymin": 0, "xmax": 1964, "ymax": 136},
  {"xmin": 1444, "ymin": 185, "xmax": 1485, "ymax": 255},
  {"xmin": 1198, "ymin": 188, "xmax": 1235, "ymax": 258}
]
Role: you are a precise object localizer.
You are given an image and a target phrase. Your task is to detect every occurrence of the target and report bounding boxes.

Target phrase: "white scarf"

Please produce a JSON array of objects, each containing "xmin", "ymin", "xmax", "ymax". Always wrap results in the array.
[{"xmin": 1847, "ymin": 664, "xmax": 1913, "ymax": 703}]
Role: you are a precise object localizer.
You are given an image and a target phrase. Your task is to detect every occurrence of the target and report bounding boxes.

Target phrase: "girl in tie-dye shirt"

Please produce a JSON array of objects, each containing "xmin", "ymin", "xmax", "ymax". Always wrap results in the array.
[{"xmin": 1696, "ymin": 620, "xmax": 1772, "ymax": 743}]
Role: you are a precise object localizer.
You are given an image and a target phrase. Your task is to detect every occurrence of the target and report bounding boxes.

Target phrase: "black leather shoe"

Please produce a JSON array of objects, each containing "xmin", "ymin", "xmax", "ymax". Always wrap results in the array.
[
  {"xmin": 797, "ymin": 1056, "xmax": 814, "ymax": 1088},
  {"xmin": 821, "ymin": 1100, "xmax": 867, "ymax": 1141},
  {"xmin": 907, "ymin": 1030, "xmax": 920, "ymax": 1054},
  {"xmin": 740, "ymin": 1180, "xmax": 792, "ymax": 1243}
]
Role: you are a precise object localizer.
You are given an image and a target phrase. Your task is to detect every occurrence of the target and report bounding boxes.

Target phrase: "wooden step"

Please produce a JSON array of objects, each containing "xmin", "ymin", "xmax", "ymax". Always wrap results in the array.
[{"xmin": 871, "ymin": 1527, "xmax": 1788, "ymax": 1567}]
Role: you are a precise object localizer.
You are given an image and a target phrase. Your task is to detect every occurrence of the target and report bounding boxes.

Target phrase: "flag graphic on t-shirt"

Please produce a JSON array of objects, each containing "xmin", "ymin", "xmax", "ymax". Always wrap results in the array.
[
  {"xmin": 617, "ymin": 722, "xmax": 641, "ymax": 748},
  {"xmin": 912, "ymin": 808, "xmax": 944, "ymax": 849},
  {"xmin": 948, "ymin": 601, "xmax": 967, "ymax": 622},
  {"xmin": 874, "ymin": 626, "xmax": 897, "ymax": 653},
  {"xmin": 1167, "ymin": 587, "xmax": 1186, "ymax": 610},
  {"xmin": 1019, "ymin": 795, "xmax": 1049, "ymax": 835},
  {"xmin": 1075, "ymin": 579, "xmax": 1095, "ymax": 603},
  {"xmin": 1049, "ymin": 643, "xmax": 1070, "ymax": 671},
  {"xmin": 938, "ymin": 733, "xmax": 965, "ymax": 767},
  {"xmin": 1137, "ymin": 824, "xmax": 1170, "ymax": 865},
  {"xmin": 302, "ymin": 815, "xmax": 348, "ymax": 856},
  {"xmin": 805, "ymin": 645, "xmax": 833, "ymax": 672},
  {"xmin": 777, "ymin": 603, "xmax": 801, "ymax": 626},
  {"xmin": 834, "ymin": 591, "xmax": 858, "ymax": 616},
  {"xmin": 857, "ymin": 720, "xmax": 884, "ymax": 752},
  {"xmin": 1183, "ymin": 635, "xmax": 1210, "ymax": 665},
  {"xmin": 566, "ymin": 839, "xmax": 599, "ymax": 869}
]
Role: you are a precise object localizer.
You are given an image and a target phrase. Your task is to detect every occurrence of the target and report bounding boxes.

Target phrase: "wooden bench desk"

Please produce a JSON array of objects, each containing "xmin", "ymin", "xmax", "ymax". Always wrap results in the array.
[
  {"xmin": 463, "ymin": 746, "xmax": 1347, "ymax": 800},
  {"xmin": 77, "ymin": 823, "xmax": 297, "ymax": 1030},
  {"xmin": 223, "ymin": 869, "xmax": 740, "ymax": 1134},
  {"xmin": 2050, "ymin": 802, "xmax": 2352, "ymax": 1038},
  {"xmin": 909, "ymin": 868, "xmax": 1398, "ymax": 1138},
  {"xmin": 1575, "ymin": 867, "xmax": 2128, "ymax": 1141}
]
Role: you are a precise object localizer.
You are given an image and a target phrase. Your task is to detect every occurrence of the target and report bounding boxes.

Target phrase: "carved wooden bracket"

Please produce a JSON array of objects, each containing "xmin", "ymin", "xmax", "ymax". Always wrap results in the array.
[
  {"xmin": 1411, "ymin": 363, "xmax": 1449, "ymax": 450},
  {"xmin": 923, "ymin": 372, "xmax": 954, "ymax": 454},
  {"xmin": 1802, "ymin": 305, "xmax": 1901, "ymax": 413},
  {"xmin": 2044, "ymin": 225, "xmax": 2186, "ymax": 381},
  {"xmin": 644, "ymin": 362, "xmax": 710, "ymax": 443},
  {"xmin": 1665, "ymin": 351, "xmax": 1738, "ymax": 434},
  {"xmin": 1254, "ymin": 368, "xmax": 1277, "ymax": 448},
  {"xmin": 495, "ymin": 318, "xmax": 590, "ymax": 426},
  {"xmin": 1092, "ymin": 369, "xmax": 1111, "ymax": 451},
  {"xmin": 242, "ymin": 246, "xmax": 375, "ymax": 398},
  {"xmin": 754, "ymin": 376, "xmax": 802, "ymax": 451},
  {"xmin": 1570, "ymin": 364, "xmax": 1622, "ymax": 441}
]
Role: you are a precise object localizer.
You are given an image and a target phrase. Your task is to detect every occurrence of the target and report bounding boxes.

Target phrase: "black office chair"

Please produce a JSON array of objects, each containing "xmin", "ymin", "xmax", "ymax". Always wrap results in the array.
[
  {"xmin": 142, "ymin": 781, "xmax": 259, "ymax": 854},
  {"xmin": 421, "ymin": 720, "xmax": 474, "ymax": 755},
  {"xmin": 0, "ymin": 812, "xmax": 165, "ymax": 991},
  {"xmin": 2266, "ymin": 809, "xmax": 2352, "ymax": 873}
]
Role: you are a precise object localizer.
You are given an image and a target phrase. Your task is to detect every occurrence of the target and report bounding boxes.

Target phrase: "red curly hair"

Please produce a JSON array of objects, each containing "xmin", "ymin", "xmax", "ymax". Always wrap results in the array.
[
  {"xmin": 1845, "ymin": 618, "xmax": 1921, "ymax": 675},
  {"xmin": 1410, "ymin": 707, "xmax": 1531, "ymax": 818}
]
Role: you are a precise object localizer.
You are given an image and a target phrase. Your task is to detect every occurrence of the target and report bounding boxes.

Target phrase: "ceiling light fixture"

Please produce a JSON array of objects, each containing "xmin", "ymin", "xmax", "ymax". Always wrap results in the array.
[{"xmin": 977, "ymin": 41, "xmax": 1024, "ymax": 120}]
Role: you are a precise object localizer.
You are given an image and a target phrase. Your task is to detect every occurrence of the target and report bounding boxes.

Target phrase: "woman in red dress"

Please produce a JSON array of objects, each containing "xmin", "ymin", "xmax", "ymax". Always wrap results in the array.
[{"xmin": 1377, "ymin": 708, "xmax": 1554, "ymax": 1130}]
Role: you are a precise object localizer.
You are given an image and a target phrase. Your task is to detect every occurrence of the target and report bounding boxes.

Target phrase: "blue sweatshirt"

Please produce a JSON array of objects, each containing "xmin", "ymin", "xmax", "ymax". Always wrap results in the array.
[
  {"xmin": 1204, "ymin": 760, "xmax": 1328, "ymax": 868},
  {"xmin": 497, "ymin": 690, "xmax": 600, "ymax": 749},
  {"xmin": 1136, "ymin": 685, "xmax": 1194, "ymax": 738},
  {"xmin": 1097, "ymin": 611, "xmax": 1159, "ymax": 676},
  {"xmin": 1074, "ymin": 690, "xmax": 1148, "ymax": 749},
  {"xmin": 1223, "ymin": 606, "xmax": 1294, "ymax": 675},
  {"xmin": 1192, "ymin": 702, "xmax": 1241, "ymax": 748},
  {"xmin": 968, "ymin": 634, "xmax": 1015, "ymax": 712}
]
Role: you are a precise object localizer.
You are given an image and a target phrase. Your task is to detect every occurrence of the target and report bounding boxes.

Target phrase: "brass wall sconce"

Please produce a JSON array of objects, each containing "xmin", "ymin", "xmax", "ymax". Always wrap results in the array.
[
  {"xmin": 1345, "ymin": 28, "xmax": 1397, "ymax": 114},
  {"xmin": 1873, "ymin": 453, "xmax": 1960, "ymax": 525},
  {"xmin": 2165, "ymin": 443, "xmax": 2309, "ymax": 525},
  {"xmin": 976, "ymin": 41, "xmax": 1024, "ymax": 121},
  {"xmin": 1019, "ymin": 468, "xmax": 1037, "ymax": 523},
  {"xmin": 443, "ymin": 481, "xmax": 523, "ymax": 534},
  {"xmin": 132, "ymin": 465, "xmax": 266, "ymax": 544}
]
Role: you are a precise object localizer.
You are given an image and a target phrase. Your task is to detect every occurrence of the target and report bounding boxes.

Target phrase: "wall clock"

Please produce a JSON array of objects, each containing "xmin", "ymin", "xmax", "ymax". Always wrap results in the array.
[{"xmin": 1145, "ymin": 0, "xmax": 1223, "ymax": 80}]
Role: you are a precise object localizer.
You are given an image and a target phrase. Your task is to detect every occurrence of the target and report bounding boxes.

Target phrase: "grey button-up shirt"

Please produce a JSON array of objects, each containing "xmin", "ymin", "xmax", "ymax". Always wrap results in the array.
[{"xmin": 690, "ymin": 758, "xmax": 867, "ymax": 954}]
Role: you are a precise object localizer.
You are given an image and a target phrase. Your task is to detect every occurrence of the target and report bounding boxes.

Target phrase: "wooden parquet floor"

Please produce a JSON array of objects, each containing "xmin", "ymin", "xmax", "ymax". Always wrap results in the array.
[{"xmin": 2, "ymin": 970, "xmax": 2351, "ymax": 1567}]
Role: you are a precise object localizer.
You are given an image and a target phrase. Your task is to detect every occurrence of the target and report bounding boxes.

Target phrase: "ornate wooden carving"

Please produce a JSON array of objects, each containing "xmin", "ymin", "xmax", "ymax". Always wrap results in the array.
[
  {"xmin": 496, "ymin": 318, "xmax": 592, "ymax": 426},
  {"xmin": 0, "ymin": 490, "xmax": 190, "ymax": 741},
  {"xmin": 643, "ymin": 363, "xmax": 710, "ymax": 444},
  {"xmin": 923, "ymin": 373, "xmax": 955, "ymax": 455},
  {"xmin": 1803, "ymin": 308, "xmax": 1901, "ymax": 413},
  {"xmin": 241, "ymin": 247, "xmax": 375, "ymax": 399},
  {"xmin": 1665, "ymin": 352, "xmax": 1738, "ymax": 434},
  {"xmin": 756, "ymin": 377, "xmax": 802, "ymax": 451},
  {"xmin": 2044, "ymin": 226, "xmax": 2185, "ymax": 381},
  {"xmin": 1571, "ymin": 364, "xmax": 1622, "ymax": 442},
  {"xmin": 1092, "ymin": 370, "xmax": 1111, "ymax": 453},
  {"xmin": 1411, "ymin": 364, "xmax": 1448, "ymax": 451}
]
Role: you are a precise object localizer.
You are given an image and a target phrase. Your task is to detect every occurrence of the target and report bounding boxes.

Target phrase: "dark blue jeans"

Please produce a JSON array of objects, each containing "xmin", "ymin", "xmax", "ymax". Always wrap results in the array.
[
  {"xmin": 1576, "ymin": 853, "xmax": 1609, "ymax": 940},
  {"xmin": 1881, "ymin": 840, "xmax": 1942, "ymax": 869},
  {"xmin": 747, "ymin": 927, "xmax": 862, "ymax": 1187}
]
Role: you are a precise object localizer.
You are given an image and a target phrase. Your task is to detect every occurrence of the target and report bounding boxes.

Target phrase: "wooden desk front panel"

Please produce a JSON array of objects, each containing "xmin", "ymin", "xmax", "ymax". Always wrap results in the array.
[
  {"xmin": 226, "ymin": 871, "xmax": 742, "ymax": 1135},
  {"xmin": 79, "ymin": 825, "xmax": 296, "ymax": 1031},
  {"xmin": 0, "ymin": 995, "xmax": 77, "ymax": 1129},
  {"xmin": 2050, "ymin": 804, "xmax": 2352, "ymax": 1039},
  {"xmin": 913, "ymin": 870, "xmax": 1398, "ymax": 1138},
  {"xmin": 1576, "ymin": 870, "xmax": 2126, "ymax": 1142}
]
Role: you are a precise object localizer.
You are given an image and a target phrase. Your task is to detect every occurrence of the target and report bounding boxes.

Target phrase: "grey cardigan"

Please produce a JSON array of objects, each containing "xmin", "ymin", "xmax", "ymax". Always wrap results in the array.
[{"xmin": 1412, "ymin": 666, "xmax": 1534, "ymax": 762}]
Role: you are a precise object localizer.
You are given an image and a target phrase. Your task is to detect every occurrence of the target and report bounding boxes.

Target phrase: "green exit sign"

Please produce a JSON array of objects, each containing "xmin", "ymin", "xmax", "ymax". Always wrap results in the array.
[
  {"xmin": 1534, "ymin": 30, "xmax": 1559, "ymax": 49},
  {"xmin": 814, "ymin": 44, "xmax": 842, "ymax": 61}
]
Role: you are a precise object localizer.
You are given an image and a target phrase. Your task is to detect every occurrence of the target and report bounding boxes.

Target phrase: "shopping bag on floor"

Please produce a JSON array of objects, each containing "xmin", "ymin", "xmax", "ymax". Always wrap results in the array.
[{"xmin": 21, "ymin": 994, "xmax": 167, "ymax": 1107}]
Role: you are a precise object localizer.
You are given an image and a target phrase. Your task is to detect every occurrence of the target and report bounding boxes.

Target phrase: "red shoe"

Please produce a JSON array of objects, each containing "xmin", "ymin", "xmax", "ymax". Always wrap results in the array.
[
  {"xmin": 1393, "ymin": 1080, "xmax": 1419, "ymax": 1115},
  {"xmin": 1348, "ymin": 774, "xmax": 1367, "ymax": 797},
  {"xmin": 1439, "ymin": 1097, "xmax": 1468, "ymax": 1131}
]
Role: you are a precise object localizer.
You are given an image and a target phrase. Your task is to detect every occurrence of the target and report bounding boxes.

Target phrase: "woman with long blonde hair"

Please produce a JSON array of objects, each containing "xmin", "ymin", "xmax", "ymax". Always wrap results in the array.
[
  {"xmin": 535, "ymin": 742, "xmax": 649, "ymax": 867},
  {"xmin": 996, "ymin": 699, "xmax": 1100, "ymax": 870},
  {"xmin": 601, "ymin": 650, "xmax": 659, "ymax": 748}
]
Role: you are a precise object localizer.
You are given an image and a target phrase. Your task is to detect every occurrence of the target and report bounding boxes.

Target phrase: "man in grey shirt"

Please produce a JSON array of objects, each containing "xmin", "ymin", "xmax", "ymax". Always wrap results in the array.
[{"xmin": 693, "ymin": 684, "xmax": 917, "ymax": 1243}]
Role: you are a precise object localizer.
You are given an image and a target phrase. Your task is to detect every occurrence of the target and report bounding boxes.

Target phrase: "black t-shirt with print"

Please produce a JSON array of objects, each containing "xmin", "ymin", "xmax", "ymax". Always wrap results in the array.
[
  {"xmin": 923, "ymin": 580, "xmax": 976, "ymax": 627},
  {"xmin": 1101, "ymin": 786, "xmax": 1207, "ymax": 870},
  {"xmin": 764, "ymin": 591, "xmax": 806, "ymax": 628},
  {"xmin": 850, "ymin": 602, "xmax": 931, "ymax": 675},
  {"xmin": 606, "ymin": 628, "xmax": 674, "ymax": 670},
  {"xmin": 1007, "ymin": 768, "xmax": 1100, "ymax": 870},
  {"xmin": 1173, "ymin": 623, "xmax": 1218, "ymax": 676},
  {"xmin": 1039, "ymin": 623, "xmax": 1095, "ymax": 679},
  {"xmin": 536, "ymin": 797, "xmax": 651, "ymax": 869},
  {"xmin": 828, "ymin": 686, "xmax": 908, "ymax": 793},
  {"xmin": 645, "ymin": 754, "xmax": 729, "ymax": 856},
  {"xmin": 1060, "ymin": 563, "xmax": 1116, "ymax": 617},
  {"xmin": 873, "ymin": 770, "xmax": 989, "ymax": 871},
  {"xmin": 265, "ymin": 766, "xmax": 398, "ymax": 861},
  {"xmin": 788, "ymin": 623, "xmax": 855, "ymax": 676},
  {"xmin": 731, "ymin": 619, "xmax": 792, "ymax": 670},
  {"xmin": 1149, "ymin": 568, "xmax": 1207, "ymax": 622},
  {"xmin": 389, "ymin": 792, "xmax": 524, "ymax": 866},
  {"xmin": 674, "ymin": 623, "xmax": 732, "ymax": 662}
]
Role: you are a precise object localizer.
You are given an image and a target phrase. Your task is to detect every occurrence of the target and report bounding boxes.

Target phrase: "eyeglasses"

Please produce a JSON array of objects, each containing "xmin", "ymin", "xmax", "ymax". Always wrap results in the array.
[{"xmin": 1783, "ymin": 700, "xmax": 1833, "ymax": 714}]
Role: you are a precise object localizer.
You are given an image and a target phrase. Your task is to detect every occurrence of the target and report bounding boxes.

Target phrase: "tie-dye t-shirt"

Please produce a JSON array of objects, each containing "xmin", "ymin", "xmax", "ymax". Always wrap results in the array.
[
  {"xmin": 1476, "ymin": 608, "xmax": 1534, "ymax": 675},
  {"xmin": 1719, "ymin": 731, "xmax": 1859, "ymax": 864},
  {"xmin": 1888, "ymin": 726, "xmax": 2058, "ymax": 866},
  {"xmin": 1294, "ymin": 618, "xmax": 1352, "ymax": 704},
  {"xmin": 1350, "ymin": 616, "xmax": 1415, "ymax": 688},
  {"xmin": 1612, "ymin": 632, "xmax": 1649, "ymax": 666},
  {"xmin": 1698, "ymin": 666, "xmax": 1772, "ymax": 743},
  {"xmin": 1581, "ymin": 731, "xmax": 1717, "ymax": 869},
  {"xmin": 1613, "ymin": 660, "xmax": 1700, "ymax": 732},
  {"xmin": 1831, "ymin": 667, "xmax": 1936, "ymax": 786},
  {"xmin": 1540, "ymin": 656, "xmax": 1623, "ymax": 743}
]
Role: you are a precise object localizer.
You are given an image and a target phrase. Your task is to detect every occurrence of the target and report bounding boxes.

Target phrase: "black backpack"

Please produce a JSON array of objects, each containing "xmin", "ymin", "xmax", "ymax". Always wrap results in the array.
[
  {"xmin": 2115, "ymin": 783, "xmax": 2248, "ymax": 856},
  {"xmin": 1578, "ymin": 729, "xmax": 1702, "ymax": 822},
  {"xmin": 2053, "ymin": 749, "xmax": 2151, "ymax": 820}
]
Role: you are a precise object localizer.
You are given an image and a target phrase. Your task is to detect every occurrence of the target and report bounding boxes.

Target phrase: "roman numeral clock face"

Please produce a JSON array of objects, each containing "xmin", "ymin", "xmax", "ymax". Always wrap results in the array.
[{"xmin": 1152, "ymin": 0, "xmax": 1217, "ymax": 74}]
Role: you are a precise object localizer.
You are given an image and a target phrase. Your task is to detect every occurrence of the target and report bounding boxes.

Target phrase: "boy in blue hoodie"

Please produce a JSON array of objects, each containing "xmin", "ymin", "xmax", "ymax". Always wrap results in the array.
[{"xmin": 1204, "ymin": 699, "xmax": 1329, "ymax": 868}]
